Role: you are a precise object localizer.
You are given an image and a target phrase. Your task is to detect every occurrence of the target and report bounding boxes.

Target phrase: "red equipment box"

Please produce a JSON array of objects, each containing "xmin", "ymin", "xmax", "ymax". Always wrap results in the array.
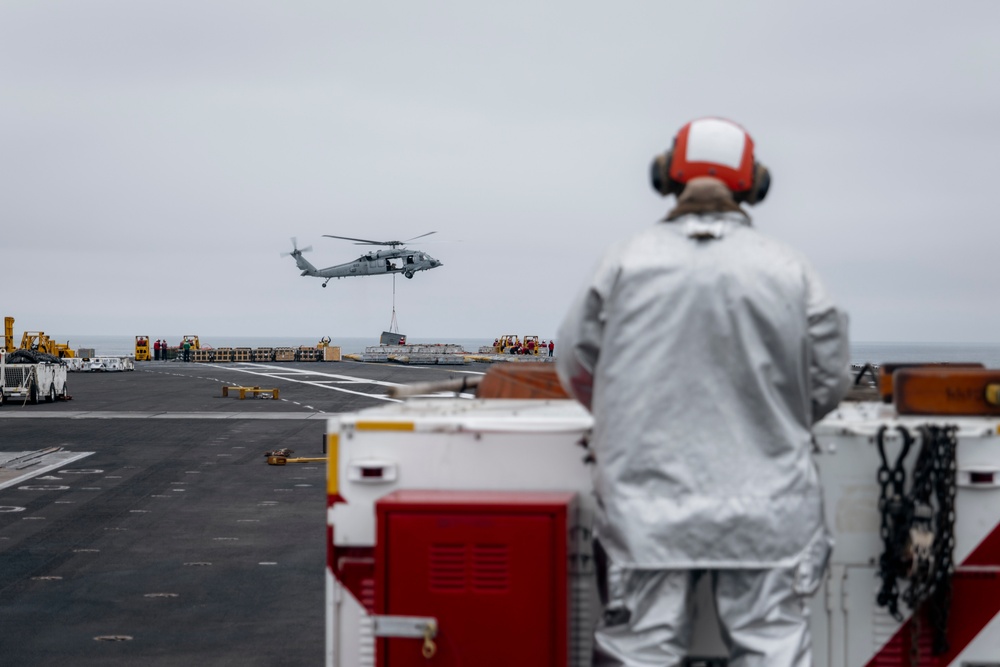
[{"xmin": 375, "ymin": 490, "xmax": 575, "ymax": 667}]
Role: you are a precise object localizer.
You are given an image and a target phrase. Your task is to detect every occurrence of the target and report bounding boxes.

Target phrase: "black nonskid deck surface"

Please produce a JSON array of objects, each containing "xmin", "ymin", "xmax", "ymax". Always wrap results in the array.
[{"xmin": 0, "ymin": 360, "xmax": 487, "ymax": 666}]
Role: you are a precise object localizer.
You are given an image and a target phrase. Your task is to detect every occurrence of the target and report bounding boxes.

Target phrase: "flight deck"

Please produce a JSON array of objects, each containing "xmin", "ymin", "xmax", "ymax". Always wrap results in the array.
[{"xmin": 0, "ymin": 359, "xmax": 487, "ymax": 667}]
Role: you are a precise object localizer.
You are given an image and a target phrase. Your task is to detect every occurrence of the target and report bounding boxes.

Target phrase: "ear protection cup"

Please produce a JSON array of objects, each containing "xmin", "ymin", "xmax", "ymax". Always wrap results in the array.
[
  {"xmin": 750, "ymin": 163, "xmax": 770, "ymax": 204},
  {"xmin": 650, "ymin": 149, "xmax": 684, "ymax": 197},
  {"xmin": 734, "ymin": 162, "xmax": 771, "ymax": 205}
]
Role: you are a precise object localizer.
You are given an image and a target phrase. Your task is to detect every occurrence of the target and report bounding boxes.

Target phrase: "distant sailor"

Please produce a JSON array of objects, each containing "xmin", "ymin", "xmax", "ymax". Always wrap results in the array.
[{"xmin": 556, "ymin": 117, "xmax": 850, "ymax": 667}]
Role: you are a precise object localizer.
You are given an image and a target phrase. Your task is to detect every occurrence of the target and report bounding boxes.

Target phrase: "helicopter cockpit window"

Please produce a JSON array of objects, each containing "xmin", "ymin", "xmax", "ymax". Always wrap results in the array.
[{"xmin": 406, "ymin": 255, "xmax": 415, "ymax": 264}]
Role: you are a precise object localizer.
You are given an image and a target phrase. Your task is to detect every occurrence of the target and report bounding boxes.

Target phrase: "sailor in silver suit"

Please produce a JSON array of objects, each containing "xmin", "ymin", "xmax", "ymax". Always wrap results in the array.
[{"xmin": 556, "ymin": 117, "xmax": 850, "ymax": 667}]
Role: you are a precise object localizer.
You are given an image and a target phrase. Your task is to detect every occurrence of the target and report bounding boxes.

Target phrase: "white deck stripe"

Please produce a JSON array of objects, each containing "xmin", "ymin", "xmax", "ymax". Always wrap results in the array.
[
  {"xmin": 0, "ymin": 451, "xmax": 95, "ymax": 491},
  {"xmin": 209, "ymin": 363, "xmax": 402, "ymax": 402}
]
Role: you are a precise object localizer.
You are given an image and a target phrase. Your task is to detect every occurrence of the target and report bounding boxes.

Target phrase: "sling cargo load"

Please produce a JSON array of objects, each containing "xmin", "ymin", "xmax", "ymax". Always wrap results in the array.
[{"xmin": 325, "ymin": 366, "xmax": 1000, "ymax": 666}]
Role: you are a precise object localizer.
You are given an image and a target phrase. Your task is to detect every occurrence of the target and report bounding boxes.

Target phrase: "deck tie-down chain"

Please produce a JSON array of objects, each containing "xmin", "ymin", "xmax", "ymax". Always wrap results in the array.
[{"xmin": 875, "ymin": 424, "xmax": 957, "ymax": 665}]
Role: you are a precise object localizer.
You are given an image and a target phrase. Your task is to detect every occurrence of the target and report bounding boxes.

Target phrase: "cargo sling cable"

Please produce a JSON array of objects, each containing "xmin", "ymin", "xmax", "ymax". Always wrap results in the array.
[
  {"xmin": 875, "ymin": 424, "xmax": 958, "ymax": 664},
  {"xmin": 388, "ymin": 273, "xmax": 400, "ymax": 334}
]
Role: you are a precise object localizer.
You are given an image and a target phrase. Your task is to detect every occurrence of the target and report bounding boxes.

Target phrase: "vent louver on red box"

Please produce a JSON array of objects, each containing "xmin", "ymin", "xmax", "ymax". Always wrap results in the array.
[
  {"xmin": 429, "ymin": 543, "xmax": 466, "ymax": 592},
  {"xmin": 472, "ymin": 544, "xmax": 509, "ymax": 592}
]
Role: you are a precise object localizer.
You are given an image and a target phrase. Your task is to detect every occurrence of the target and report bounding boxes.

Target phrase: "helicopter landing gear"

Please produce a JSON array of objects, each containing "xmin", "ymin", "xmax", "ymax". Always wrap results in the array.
[
  {"xmin": 322, "ymin": 278, "xmax": 331, "ymax": 288},
  {"xmin": 404, "ymin": 271, "xmax": 414, "ymax": 279}
]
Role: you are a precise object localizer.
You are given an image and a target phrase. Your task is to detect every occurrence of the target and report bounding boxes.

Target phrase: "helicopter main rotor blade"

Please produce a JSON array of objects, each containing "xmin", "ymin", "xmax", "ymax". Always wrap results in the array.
[
  {"xmin": 402, "ymin": 231, "xmax": 437, "ymax": 243},
  {"xmin": 323, "ymin": 232, "xmax": 438, "ymax": 247},
  {"xmin": 323, "ymin": 234, "xmax": 394, "ymax": 246}
]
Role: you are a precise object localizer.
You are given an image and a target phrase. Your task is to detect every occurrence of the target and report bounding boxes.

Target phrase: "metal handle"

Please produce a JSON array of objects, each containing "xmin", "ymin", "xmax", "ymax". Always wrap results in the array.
[{"xmin": 372, "ymin": 615, "xmax": 438, "ymax": 659}]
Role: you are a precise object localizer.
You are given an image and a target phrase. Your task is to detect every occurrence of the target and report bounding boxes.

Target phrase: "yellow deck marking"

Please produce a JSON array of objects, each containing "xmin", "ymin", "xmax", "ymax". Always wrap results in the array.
[
  {"xmin": 327, "ymin": 433, "xmax": 340, "ymax": 497},
  {"xmin": 353, "ymin": 421, "xmax": 415, "ymax": 432}
]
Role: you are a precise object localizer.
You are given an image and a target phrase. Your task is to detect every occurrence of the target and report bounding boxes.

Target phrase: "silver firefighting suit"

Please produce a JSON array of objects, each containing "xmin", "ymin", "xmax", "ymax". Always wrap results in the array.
[{"xmin": 556, "ymin": 210, "xmax": 850, "ymax": 665}]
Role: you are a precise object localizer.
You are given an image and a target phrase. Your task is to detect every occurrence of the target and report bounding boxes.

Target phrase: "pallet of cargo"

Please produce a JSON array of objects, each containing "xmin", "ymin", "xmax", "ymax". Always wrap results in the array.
[
  {"xmin": 274, "ymin": 348, "xmax": 295, "ymax": 362},
  {"xmin": 253, "ymin": 348, "xmax": 273, "ymax": 362},
  {"xmin": 297, "ymin": 347, "xmax": 318, "ymax": 362},
  {"xmin": 221, "ymin": 385, "xmax": 279, "ymax": 400},
  {"xmin": 233, "ymin": 348, "xmax": 252, "ymax": 362},
  {"xmin": 190, "ymin": 349, "xmax": 213, "ymax": 363},
  {"xmin": 214, "ymin": 348, "xmax": 233, "ymax": 362}
]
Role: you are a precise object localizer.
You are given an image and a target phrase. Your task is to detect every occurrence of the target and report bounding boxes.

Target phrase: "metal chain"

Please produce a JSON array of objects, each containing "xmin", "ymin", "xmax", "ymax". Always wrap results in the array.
[
  {"xmin": 875, "ymin": 425, "xmax": 914, "ymax": 620},
  {"xmin": 927, "ymin": 424, "xmax": 957, "ymax": 656},
  {"xmin": 875, "ymin": 424, "xmax": 958, "ymax": 664}
]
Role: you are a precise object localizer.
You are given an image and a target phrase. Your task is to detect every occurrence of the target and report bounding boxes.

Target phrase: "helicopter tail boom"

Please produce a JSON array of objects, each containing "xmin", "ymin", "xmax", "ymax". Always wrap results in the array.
[{"xmin": 293, "ymin": 250, "xmax": 319, "ymax": 276}]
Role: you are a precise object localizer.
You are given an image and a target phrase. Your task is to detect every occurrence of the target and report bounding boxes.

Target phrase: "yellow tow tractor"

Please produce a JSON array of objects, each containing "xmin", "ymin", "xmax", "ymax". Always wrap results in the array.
[
  {"xmin": 497, "ymin": 334, "xmax": 520, "ymax": 353},
  {"xmin": 182, "ymin": 335, "xmax": 201, "ymax": 350},
  {"xmin": 521, "ymin": 335, "xmax": 541, "ymax": 355}
]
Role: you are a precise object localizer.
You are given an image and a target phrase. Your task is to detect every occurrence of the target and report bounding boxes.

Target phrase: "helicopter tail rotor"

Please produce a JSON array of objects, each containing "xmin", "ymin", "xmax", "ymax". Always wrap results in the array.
[{"xmin": 281, "ymin": 237, "xmax": 313, "ymax": 257}]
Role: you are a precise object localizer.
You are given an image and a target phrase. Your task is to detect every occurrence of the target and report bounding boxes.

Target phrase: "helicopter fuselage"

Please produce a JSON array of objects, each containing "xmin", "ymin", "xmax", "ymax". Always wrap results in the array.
[{"xmin": 296, "ymin": 247, "xmax": 442, "ymax": 282}]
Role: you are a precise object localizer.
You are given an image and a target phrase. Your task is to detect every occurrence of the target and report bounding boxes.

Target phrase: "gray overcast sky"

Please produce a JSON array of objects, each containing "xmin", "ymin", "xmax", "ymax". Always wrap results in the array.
[{"xmin": 3, "ymin": 2, "xmax": 998, "ymax": 343}]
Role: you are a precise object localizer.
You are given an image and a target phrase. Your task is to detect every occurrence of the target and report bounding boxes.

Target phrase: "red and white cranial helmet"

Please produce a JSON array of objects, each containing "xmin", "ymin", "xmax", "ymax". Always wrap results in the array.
[{"xmin": 651, "ymin": 117, "xmax": 770, "ymax": 204}]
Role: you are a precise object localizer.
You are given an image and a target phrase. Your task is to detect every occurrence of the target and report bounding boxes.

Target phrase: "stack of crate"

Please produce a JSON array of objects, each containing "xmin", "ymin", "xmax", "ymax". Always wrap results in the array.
[
  {"xmin": 253, "ymin": 348, "xmax": 273, "ymax": 362},
  {"xmin": 214, "ymin": 348, "xmax": 233, "ymax": 362},
  {"xmin": 190, "ymin": 349, "xmax": 212, "ymax": 362},
  {"xmin": 274, "ymin": 347, "xmax": 295, "ymax": 362},
  {"xmin": 297, "ymin": 346, "xmax": 319, "ymax": 362},
  {"xmin": 233, "ymin": 348, "xmax": 252, "ymax": 363}
]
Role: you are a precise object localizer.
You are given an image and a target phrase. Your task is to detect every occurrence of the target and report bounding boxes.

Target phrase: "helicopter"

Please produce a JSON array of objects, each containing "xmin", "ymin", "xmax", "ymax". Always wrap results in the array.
[{"xmin": 282, "ymin": 232, "xmax": 443, "ymax": 287}]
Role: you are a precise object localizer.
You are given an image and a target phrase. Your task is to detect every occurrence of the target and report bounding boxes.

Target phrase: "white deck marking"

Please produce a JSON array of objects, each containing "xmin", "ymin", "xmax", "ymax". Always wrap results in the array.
[
  {"xmin": 0, "ymin": 452, "xmax": 95, "ymax": 491},
  {"xmin": 207, "ymin": 363, "xmax": 403, "ymax": 402}
]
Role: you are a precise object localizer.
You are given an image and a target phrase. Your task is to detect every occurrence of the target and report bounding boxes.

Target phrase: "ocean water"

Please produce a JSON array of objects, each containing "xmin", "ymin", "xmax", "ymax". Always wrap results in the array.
[
  {"xmin": 850, "ymin": 342, "xmax": 1000, "ymax": 368},
  {"xmin": 50, "ymin": 336, "xmax": 1000, "ymax": 368}
]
